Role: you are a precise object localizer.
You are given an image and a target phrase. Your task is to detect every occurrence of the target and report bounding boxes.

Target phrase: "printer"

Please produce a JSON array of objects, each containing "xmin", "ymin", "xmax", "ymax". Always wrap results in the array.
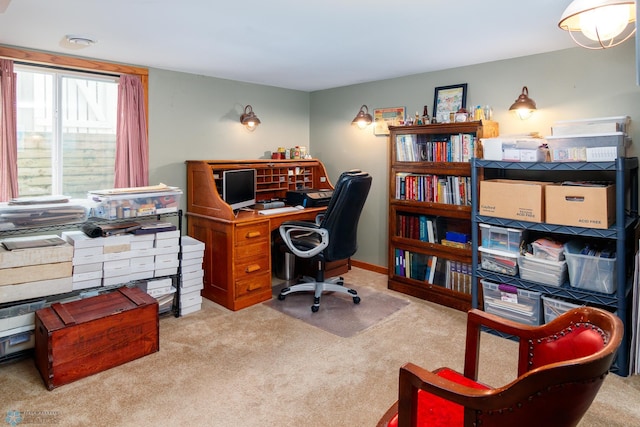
[{"xmin": 286, "ymin": 189, "xmax": 333, "ymax": 207}]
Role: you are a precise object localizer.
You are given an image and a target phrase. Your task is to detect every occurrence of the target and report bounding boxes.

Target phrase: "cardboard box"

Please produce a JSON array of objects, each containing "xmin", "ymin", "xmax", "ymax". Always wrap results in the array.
[
  {"xmin": 479, "ymin": 179, "xmax": 547, "ymax": 222},
  {"xmin": 545, "ymin": 183, "xmax": 615, "ymax": 229},
  {"xmin": 181, "ymin": 262, "xmax": 203, "ymax": 274},
  {"xmin": 0, "ymin": 277, "xmax": 73, "ymax": 303},
  {"xmin": 71, "ymin": 277, "xmax": 102, "ymax": 291},
  {"xmin": 0, "ymin": 262, "xmax": 72, "ymax": 287},
  {"xmin": 34, "ymin": 287, "xmax": 158, "ymax": 389},
  {"xmin": 61, "ymin": 231, "xmax": 105, "ymax": 249},
  {"xmin": 181, "ymin": 236, "xmax": 205, "ymax": 252},
  {"xmin": 130, "ymin": 240, "xmax": 154, "ymax": 250},
  {"xmin": 0, "ymin": 238, "xmax": 73, "ymax": 268}
]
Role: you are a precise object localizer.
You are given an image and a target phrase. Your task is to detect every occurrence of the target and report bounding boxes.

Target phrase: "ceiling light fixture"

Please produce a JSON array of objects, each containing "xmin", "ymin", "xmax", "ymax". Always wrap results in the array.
[
  {"xmin": 558, "ymin": 0, "xmax": 636, "ymax": 49},
  {"xmin": 240, "ymin": 105, "xmax": 261, "ymax": 130},
  {"xmin": 509, "ymin": 86, "xmax": 537, "ymax": 120},
  {"xmin": 65, "ymin": 35, "xmax": 96, "ymax": 46},
  {"xmin": 351, "ymin": 105, "xmax": 373, "ymax": 129}
]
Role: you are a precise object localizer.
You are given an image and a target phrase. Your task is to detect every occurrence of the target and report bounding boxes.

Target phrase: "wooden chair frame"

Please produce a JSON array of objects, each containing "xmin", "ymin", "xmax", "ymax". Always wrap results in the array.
[{"xmin": 378, "ymin": 307, "xmax": 623, "ymax": 427}]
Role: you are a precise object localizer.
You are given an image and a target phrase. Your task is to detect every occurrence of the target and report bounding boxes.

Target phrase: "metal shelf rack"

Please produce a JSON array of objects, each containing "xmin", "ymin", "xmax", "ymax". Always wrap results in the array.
[{"xmin": 471, "ymin": 158, "xmax": 638, "ymax": 376}]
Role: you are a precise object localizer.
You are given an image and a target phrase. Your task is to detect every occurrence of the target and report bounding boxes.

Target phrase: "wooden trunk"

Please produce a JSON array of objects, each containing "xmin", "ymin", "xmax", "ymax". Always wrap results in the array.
[{"xmin": 34, "ymin": 286, "xmax": 159, "ymax": 390}]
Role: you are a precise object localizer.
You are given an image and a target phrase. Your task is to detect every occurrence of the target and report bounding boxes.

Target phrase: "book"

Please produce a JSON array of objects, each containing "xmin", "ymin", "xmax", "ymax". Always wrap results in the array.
[
  {"xmin": 426, "ymin": 219, "xmax": 435, "ymax": 243},
  {"xmin": 432, "ymin": 258, "xmax": 448, "ymax": 287},
  {"xmin": 428, "ymin": 256, "xmax": 437, "ymax": 283}
]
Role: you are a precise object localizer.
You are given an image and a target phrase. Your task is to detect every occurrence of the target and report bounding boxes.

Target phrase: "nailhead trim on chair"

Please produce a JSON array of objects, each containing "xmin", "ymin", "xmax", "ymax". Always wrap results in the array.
[
  {"xmin": 475, "ymin": 379, "xmax": 607, "ymax": 425},
  {"xmin": 472, "ymin": 323, "xmax": 610, "ymax": 425},
  {"xmin": 527, "ymin": 322, "xmax": 608, "ymax": 367}
]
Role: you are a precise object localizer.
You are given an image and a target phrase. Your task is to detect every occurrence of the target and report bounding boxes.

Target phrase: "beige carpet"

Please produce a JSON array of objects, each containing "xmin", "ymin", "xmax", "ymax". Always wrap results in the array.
[
  {"xmin": 1, "ymin": 267, "xmax": 640, "ymax": 426},
  {"xmin": 264, "ymin": 282, "xmax": 410, "ymax": 337}
]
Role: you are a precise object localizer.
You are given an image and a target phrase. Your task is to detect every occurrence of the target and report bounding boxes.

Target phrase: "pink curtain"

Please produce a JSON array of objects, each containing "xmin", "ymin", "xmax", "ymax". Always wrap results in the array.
[
  {"xmin": 114, "ymin": 74, "xmax": 149, "ymax": 187},
  {"xmin": 0, "ymin": 59, "xmax": 18, "ymax": 201}
]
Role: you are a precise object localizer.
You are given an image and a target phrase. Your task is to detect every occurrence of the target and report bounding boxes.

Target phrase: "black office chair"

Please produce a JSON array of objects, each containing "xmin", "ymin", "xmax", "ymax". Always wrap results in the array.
[{"xmin": 277, "ymin": 171, "xmax": 372, "ymax": 312}]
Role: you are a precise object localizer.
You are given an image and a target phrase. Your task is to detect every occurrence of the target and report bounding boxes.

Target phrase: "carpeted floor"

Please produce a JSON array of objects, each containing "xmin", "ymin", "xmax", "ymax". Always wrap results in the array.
[{"xmin": 1, "ymin": 267, "xmax": 639, "ymax": 426}]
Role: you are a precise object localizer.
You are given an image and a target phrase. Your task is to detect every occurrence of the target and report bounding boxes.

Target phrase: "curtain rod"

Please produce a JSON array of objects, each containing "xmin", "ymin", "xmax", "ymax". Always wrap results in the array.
[{"xmin": 14, "ymin": 60, "xmax": 120, "ymax": 78}]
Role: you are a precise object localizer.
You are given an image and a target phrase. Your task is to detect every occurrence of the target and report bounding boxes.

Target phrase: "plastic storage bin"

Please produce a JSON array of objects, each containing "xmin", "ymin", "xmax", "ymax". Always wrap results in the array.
[
  {"xmin": 546, "ymin": 132, "xmax": 629, "ymax": 162},
  {"xmin": 541, "ymin": 295, "xmax": 583, "ymax": 324},
  {"xmin": 481, "ymin": 280, "xmax": 542, "ymax": 325},
  {"xmin": 517, "ymin": 254, "xmax": 567, "ymax": 286},
  {"xmin": 89, "ymin": 188, "xmax": 182, "ymax": 220},
  {"xmin": 479, "ymin": 223, "xmax": 523, "ymax": 253},
  {"xmin": 0, "ymin": 200, "xmax": 90, "ymax": 229},
  {"xmin": 479, "ymin": 246, "xmax": 518, "ymax": 276},
  {"xmin": 564, "ymin": 241, "xmax": 617, "ymax": 294},
  {"xmin": 531, "ymin": 238, "xmax": 565, "ymax": 261}
]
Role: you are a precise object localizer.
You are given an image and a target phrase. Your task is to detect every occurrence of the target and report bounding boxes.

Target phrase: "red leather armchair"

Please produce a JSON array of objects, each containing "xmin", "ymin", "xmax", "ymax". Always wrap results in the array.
[{"xmin": 377, "ymin": 307, "xmax": 623, "ymax": 427}]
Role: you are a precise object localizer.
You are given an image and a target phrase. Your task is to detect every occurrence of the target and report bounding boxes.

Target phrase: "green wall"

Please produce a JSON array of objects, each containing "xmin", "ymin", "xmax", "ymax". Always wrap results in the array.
[
  {"xmin": 143, "ymin": 43, "xmax": 639, "ymax": 270},
  {"xmin": 147, "ymin": 70, "xmax": 311, "ymax": 196},
  {"xmin": 309, "ymin": 42, "xmax": 640, "ymax": 268}
]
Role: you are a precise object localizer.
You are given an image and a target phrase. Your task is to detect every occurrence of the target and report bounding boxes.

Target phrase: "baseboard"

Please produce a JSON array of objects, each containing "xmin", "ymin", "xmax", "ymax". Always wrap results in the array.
[{"xmin": 350, "ymin": 259, "xmax": 387, "ymax": 275}]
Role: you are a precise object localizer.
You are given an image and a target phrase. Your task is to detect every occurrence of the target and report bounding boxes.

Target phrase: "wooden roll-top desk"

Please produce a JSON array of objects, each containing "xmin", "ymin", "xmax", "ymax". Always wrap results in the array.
[{"xmin": 185, "ymin": 159, "xmax": 336, "ymax": 311}]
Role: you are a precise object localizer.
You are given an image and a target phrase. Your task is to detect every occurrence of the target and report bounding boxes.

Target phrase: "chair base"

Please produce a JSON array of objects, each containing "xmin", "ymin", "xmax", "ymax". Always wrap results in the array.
[{"xmin": 278, "ymin": 276, "xmax": 361, "ymax": 312}]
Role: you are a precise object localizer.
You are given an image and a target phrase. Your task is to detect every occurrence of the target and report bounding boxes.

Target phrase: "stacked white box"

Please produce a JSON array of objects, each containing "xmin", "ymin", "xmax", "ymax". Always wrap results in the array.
[
  {"xmin": 179, "ymin": 236, "xmax": 205, "ymax": 315},
  {"xmin": 62, "ymin": 230, "xmax": 105, "ymax": 290},
  {"xmin": 0, "ymin": 235, "xmax": 74, "ymax": 302},
  {"xmin": 155, "ymin": 230, "xmax": 180, "ymax": 277},
  {"xmin": 101, "ymin": 234, "xmax": 133, "ymax": 287},
  {"xmin": 145, "ymin": 277, "xmax": 176, "ymax": 298}
]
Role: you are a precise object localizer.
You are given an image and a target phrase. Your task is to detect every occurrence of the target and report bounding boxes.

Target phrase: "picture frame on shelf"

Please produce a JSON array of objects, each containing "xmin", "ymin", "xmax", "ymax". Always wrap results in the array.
[
  {"xmin": 433, "ymin": 83, "xmax": 467, "ymax": 123},
  {"xmin": 373, "ymin": 106, "xmax": 405, "ymax": 135}
]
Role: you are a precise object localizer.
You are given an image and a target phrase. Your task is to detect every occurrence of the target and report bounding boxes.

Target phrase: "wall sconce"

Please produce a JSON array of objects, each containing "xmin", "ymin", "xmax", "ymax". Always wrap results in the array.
[
  {"xmin": 240, "ymin": 105, "xmax": 261, "ymax": 130},
  {"xmin": 351, "ymin": 105, "xmax": 373, "ymax": 129},
  {"xmin": 509, "ymin": 86, "xmax": 537, "ymax": 120},
  {"xmin": 558, "ymin": 0, "xmax": 636, "ymax": 49}
]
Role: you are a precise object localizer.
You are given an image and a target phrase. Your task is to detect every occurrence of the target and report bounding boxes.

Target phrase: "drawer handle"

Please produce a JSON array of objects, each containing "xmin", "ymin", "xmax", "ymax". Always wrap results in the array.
[
  {"xmin": 245, "ymin": 231, "xmax": 262, "ymax": 239},
  {"xmin": 245, "ymin": 264, "xmax": 261, "ymax": 273},
  {"xmin": 248, "ymin": 282, "xmax": 262, "ymax": 291}
]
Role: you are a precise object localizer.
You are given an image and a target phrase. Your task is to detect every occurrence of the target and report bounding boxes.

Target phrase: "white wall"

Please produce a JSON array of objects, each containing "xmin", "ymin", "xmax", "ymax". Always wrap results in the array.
[{"xmin": 309, "ymin": 43, "xmax": 640, "ymax": 268}]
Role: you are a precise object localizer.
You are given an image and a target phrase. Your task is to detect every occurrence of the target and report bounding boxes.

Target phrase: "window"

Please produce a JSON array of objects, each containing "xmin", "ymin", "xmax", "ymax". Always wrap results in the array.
[{"xmin": 16, "ymin": 65, "xmax": 118, "ymax": 198}]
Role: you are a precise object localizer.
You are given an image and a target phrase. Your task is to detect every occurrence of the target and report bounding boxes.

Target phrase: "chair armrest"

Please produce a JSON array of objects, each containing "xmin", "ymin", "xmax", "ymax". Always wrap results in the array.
[
  {"xmin": 467, "ymin": 308, "xmax": 538, "ymax": 337},
  {"xmin": 464, "ymin": 309, "xmax": 539, "ymax": 379},
  {"xmin": 279, "ymin": 221, "xmax": 329, "ymax": 259}
]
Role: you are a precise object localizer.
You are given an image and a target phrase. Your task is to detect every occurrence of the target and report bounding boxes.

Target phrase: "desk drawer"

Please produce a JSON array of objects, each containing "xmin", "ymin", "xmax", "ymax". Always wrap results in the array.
[
  {"xmin": 235, "ymin": 272, "xmax": 271, "ymax": 298},
  {"xmin": 235, "ymin": 240, "xmax": 270, "ymax": 262},
  {"xmin": 234, "ymin": 253, "xmax": 270, "ymax": 279},
  {"xmin": 234, "ymin": 222, "xmax": 269, "ymax": 245}
]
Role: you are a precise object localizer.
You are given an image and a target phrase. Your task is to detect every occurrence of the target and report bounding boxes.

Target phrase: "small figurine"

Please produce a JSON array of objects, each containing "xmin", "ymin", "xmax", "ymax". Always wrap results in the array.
[{"xmin": 422, "ymin": 105, "xmax": 430, "ymax": 124}]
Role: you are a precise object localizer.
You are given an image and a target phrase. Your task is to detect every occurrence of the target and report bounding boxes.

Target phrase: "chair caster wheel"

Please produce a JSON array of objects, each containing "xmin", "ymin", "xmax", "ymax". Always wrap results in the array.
[
  {"xmin": 353, "ymin": 296, "xmax": 361, "ymax": 304},
  {"xmin": 311, "ymin": 305, "xmax": 319, "ymax": 312},
  {"xmin": 278, "ymin": 294, "xmax": 286, "ymax": 301}
]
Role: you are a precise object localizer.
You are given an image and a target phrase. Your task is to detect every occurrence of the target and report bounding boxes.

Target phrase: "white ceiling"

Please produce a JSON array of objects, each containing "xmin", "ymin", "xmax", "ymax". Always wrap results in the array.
[{"xmin": 0, "ymin": 0, "xmax": 577, "ymax": 92}]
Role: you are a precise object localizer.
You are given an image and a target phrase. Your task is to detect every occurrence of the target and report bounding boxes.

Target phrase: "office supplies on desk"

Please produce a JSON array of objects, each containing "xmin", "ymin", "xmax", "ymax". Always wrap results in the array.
[
  {"xmin": 257, "ymin": 206, "xmax": 304, "ymax": 215},
  {"xmin": 254, "ymin": 201, "xmax": 285, "ymax": 210},
  {"xmin": 286, "ymin": 189, "xmax": 333, "ymax": 207}
]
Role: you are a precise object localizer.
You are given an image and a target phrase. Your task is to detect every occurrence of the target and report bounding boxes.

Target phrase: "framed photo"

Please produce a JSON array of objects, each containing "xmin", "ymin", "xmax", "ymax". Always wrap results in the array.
[
  {"xmin": 373, "ymin": 107, "xmax": 405, "ymax": 135},
  {"xmin": 433, "ymin": 84, "xmax": 467, "ymax": 123}
]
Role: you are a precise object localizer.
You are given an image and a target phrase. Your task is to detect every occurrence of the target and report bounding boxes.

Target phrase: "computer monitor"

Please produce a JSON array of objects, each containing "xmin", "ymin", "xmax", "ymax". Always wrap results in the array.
[{"xmin": 222, "ymin": 168, "xmax": 256, "ymax": 210}]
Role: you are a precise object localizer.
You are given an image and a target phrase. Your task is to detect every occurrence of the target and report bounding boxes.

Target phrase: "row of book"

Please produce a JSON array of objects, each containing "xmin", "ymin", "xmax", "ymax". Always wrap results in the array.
[
  {"xmin": 395, "ymin": 133, "xmax": 477, "ymax": 162},
  {"xmin": 397, "ymin": 214, "xmax": 439, "ymax": 243},
  {"xmin": 393, "ymin": 249, "xmax": 473, "ymax": 294},
  {"xmin": 395, "ymin": 173, "xmax": 471, "ymax": 205}
]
